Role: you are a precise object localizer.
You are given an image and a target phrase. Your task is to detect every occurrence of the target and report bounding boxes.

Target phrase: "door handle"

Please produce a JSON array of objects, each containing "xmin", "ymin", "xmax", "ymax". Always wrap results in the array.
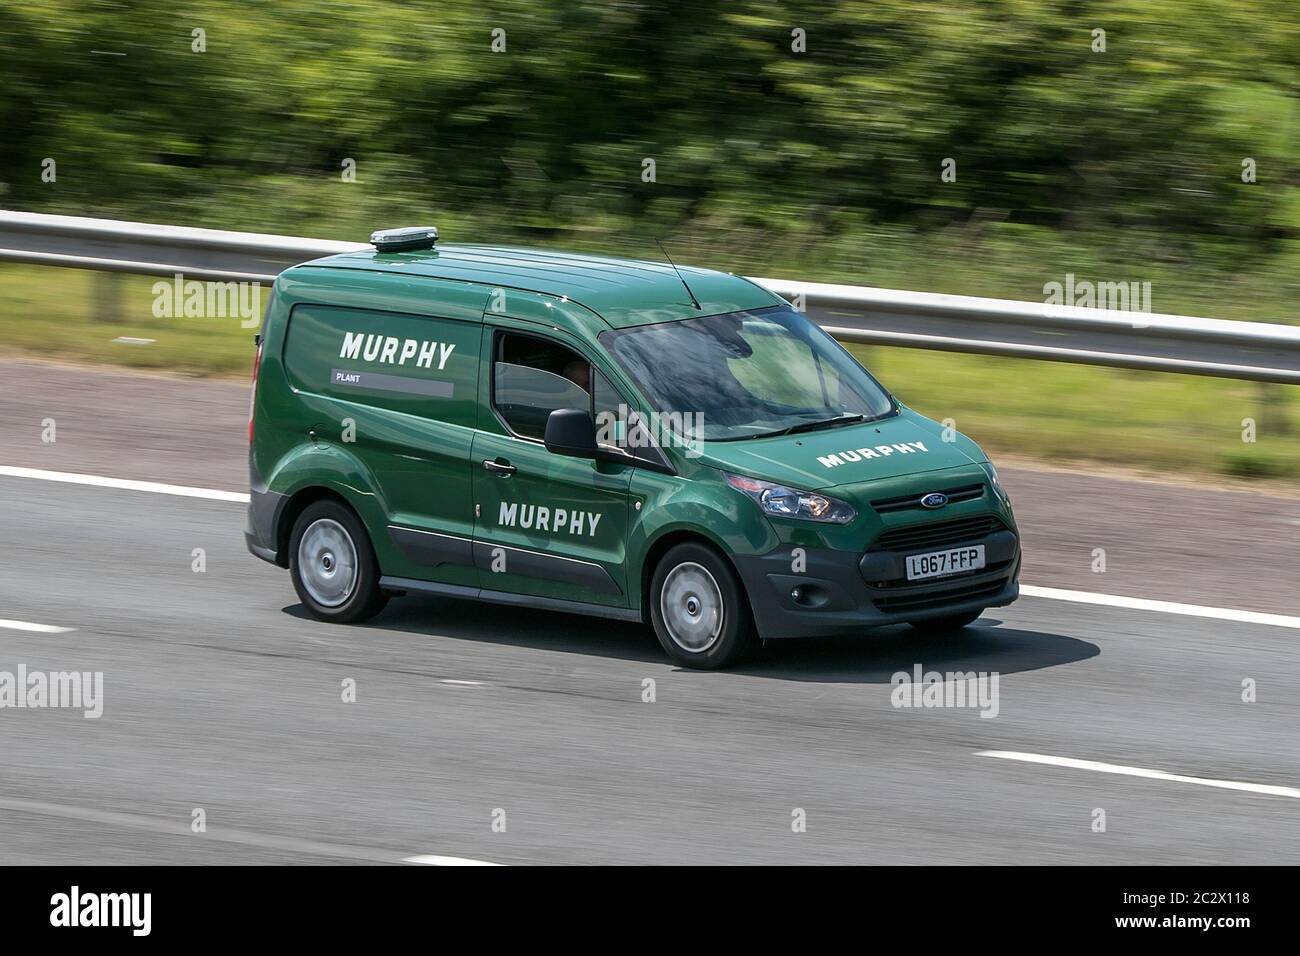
[{"xmin": 482, "ymin": 459, "xmax": 516, "ymax": 476}]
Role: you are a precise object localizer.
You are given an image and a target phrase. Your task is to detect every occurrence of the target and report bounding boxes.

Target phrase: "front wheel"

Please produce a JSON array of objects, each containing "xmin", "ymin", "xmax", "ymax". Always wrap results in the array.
[
  {"xmin": 649, "ymin": 542, "xmax": 756, "ymax": 669},
  {"xmin": 907, "ymin": 609, "xmax": 983, "ymax": 635},
  {"xmin": 289, "ymin": 500, "xmax": 388, "ymax": 623}
]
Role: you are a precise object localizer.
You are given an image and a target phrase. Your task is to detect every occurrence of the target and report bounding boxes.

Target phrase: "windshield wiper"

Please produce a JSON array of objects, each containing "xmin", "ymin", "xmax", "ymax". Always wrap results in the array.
[
  {"xmin": 778, "ymin": 413, "xmax": 866, "ymax": 436},
  {"xmin": 754, "ymin": 413, "xmax": 867, "ymax": 440},
  {"xmin": 709, "ymin": 405, "xmax": 898, "ymax": 442}
]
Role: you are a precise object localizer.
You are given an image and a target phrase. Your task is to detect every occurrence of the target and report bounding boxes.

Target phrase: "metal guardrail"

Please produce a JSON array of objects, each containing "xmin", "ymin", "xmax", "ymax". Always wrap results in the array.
[
  {"xmin": 0, "ymin": 210, "xmax": 360, "ymax": 281},
  {"xmin": 754, "ymin": 278, "xmax": 1300, "ymax": 384},
  {"xmin": 3, "ymin": 210, "xmax": 1299, "ymax": 384}
]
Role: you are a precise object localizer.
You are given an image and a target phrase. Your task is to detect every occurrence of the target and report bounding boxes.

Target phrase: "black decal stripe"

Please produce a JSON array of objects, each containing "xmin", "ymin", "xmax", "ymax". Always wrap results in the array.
[
  {"xmin": 380, "ymin": 576, "xmax": 639, "ymax": 622},
  {"xmin": 471, "ymin": 542, "xmax": 621, "ymax": 595},
  {"xmin": 388, "ymin": 526, "xmax": 475, "ymax": 568}
]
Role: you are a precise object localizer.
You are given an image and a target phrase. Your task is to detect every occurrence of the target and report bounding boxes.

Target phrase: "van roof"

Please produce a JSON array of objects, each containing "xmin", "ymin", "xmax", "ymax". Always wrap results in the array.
[{"xmin": 294, "ymin": 243, "xmax": 783, "ymax": 328}]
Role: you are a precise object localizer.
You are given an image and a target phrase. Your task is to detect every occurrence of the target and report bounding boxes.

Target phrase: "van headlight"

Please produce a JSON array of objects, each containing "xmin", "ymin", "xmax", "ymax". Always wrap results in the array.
[
  {"xmin": 724, "ymin": 473, "xmax": 856, "ymax": 524},
  {"xmin": 983, "ymin": 461, "xmax": 1010, "ymax": 504}
]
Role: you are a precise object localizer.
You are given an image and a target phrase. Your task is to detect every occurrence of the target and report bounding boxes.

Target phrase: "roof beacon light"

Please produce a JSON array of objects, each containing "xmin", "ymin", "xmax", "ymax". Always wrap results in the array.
[{"xmin": 369, "ymin": 226, "xmax": 439, "ymax": 252}]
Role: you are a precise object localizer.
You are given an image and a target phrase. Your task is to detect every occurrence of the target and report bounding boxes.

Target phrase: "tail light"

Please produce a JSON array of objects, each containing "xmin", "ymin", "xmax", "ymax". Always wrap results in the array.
[{"xmin": 248, "ymin": 334, "xmax": 263, "ymax": 444}]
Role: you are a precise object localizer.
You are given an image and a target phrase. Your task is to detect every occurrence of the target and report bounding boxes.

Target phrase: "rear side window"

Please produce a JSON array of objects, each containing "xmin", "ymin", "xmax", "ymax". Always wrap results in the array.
[{"xmin": 282, "ymin": 304, "xmax": 481, "ymax": 428}]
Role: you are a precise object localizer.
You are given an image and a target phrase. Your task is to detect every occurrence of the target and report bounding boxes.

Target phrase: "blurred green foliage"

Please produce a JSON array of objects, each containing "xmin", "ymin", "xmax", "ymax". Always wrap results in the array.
[{"xmin": 2, "ymin": 0, "xmax": 1297, "ymax": 259}]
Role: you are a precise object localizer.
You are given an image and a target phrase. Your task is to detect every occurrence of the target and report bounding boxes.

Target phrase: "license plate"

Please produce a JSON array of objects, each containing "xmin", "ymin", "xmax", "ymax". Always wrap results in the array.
[{"xmin": 905, "ymin": 545, "xmax": 985, "ymax": 581}]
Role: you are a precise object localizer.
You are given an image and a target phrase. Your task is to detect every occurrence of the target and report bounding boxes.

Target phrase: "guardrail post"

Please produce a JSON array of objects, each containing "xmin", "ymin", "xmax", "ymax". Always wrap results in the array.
[
  {"xmin": 91, "ymin": 270, "xmax": 124, "ymax": 324},
  {"xmin": 1256, "ymin": 383, "xmax": 1292, "ymax": 436}
]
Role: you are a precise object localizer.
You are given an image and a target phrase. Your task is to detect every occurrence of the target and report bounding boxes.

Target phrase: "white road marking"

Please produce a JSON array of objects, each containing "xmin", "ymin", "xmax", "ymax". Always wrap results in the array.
[
  {"xmin": 403, "ymin": 855, "xmax": 502, "ymax": 866},
  {"xmin": 976, "ymin": 750, "xmax": 1300, "ymax": 800},
  {"xmin": 1020, "ymin": 584, "xmax": 1300, "ymax": 630},
  {"xmin": 0, "ymin": 466, "xmax": 249, "ymax": 503},
  {"xmin": 3, "ymin": 464, "xmax": 1299, "ymax": 631},
  {"xmin": 0, "ymin": 619, "xmax": 75, "ymax": 634},
  {"xmin": 440, "ymin": 679, "xmax": 485, "ymax": 687},
  {"xmin": 0, "ymin": 795, "xmax": 477, "ymax": 864}
]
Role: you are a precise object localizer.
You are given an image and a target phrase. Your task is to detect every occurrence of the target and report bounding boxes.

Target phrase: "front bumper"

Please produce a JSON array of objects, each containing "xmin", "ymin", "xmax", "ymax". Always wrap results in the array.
[{"xmin": 732, "ymin": 529, "xmax": 1020, "ymax": 639}]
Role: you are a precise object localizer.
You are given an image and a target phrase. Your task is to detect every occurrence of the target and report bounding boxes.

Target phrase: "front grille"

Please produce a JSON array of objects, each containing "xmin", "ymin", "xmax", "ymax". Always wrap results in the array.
[
  {"xmin": 873, "ymin": 577, "xmax": 1008, "ymax": 613},
  {"xmin": 870, "ymin": 483, "xmax": 985, "ymax": 514},
  {"xmin": 872, "ymin": 514, "xmax": 1007, "ymax": 553}
]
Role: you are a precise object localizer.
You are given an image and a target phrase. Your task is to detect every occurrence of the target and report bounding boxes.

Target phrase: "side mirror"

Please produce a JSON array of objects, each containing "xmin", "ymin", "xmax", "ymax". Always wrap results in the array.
[{"xmin": 544, "ymin": 408, "xmax": 599, "ymax": 458}]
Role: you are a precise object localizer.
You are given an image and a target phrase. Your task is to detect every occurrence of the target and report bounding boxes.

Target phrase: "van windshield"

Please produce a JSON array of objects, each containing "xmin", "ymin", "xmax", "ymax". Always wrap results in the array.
[{"xmin": 600, "ymin": 306, "xmax": 896, "ymax": 442}]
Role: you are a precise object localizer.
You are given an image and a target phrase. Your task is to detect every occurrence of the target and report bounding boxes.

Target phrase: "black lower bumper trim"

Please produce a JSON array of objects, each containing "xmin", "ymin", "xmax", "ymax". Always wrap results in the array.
[
  {"xmin": 733, "ymin": 537, "xmax": 1021, "ymax": 639},
  {"xmin": 244, "ymin": 531, "xmax": 279, "ymax": 565},
  {"xmin": 245, "ymin": 485, "xmax": 289, "ymax": 566}
]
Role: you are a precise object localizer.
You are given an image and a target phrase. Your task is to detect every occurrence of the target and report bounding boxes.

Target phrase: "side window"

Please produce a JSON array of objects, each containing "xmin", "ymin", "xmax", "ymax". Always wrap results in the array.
[
  {"xmin": 493, "ymin": 332, "xmax": 590, "ymax": 440},
  {"xmin": 593, "ymin": 368, "xmax": 669, "ymax": 467}
]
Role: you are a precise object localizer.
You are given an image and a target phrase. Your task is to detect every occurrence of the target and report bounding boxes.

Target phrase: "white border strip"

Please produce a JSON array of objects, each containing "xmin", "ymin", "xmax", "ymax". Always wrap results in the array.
[
  {"xmin": 0, "ymin": 794, "xmax": 484, "ymax": 864},
  {"xmin": 0, "ymin": 465, "xmax": 249, "ymax": 503},
  {"xmin": 976, "ymin": 750, "xmax": 1300, "ymax": 800},
  {"xmin": 1021, "ymin": 584, "xmax": 1300, "ymax": 630}
]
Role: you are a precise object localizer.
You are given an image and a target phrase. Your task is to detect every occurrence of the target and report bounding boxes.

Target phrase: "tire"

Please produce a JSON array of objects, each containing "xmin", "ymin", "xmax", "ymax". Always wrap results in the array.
[
  {"xmin": 288, "ymin": 500, "xmax": 388, "ymax": 623},
  {"xmin": 907, "ymin": 609, "xmax": 983, "ymax": 634},
  {"xmin": 649, "ymin": 542, "xmax": 756, "ymax": 669}
]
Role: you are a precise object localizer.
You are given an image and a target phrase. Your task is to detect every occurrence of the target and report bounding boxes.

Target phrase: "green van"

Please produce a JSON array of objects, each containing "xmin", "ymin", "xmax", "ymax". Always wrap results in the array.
[{"xmin": 245, "ymin": 227, "xmax": 1020, "ymax": 668}]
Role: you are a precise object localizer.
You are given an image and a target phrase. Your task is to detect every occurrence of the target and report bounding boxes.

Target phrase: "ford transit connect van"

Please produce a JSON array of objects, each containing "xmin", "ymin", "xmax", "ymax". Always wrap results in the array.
[{"xmin": 246, "ymin": 227, "xmax": 1020, "ymax": 668}]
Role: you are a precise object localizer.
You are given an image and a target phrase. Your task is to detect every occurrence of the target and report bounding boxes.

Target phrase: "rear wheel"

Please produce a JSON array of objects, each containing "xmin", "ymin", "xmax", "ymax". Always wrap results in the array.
[
  {"xmin": 289, "ymin": 500, "xmax": 387, "ymax": 623},
  {"xmin": 649, "ymin": 542, "xmax": 756, "ymax": 669},
  {"xmin": 907, "ymin": 609, "xmax": 982, "ymax": 634}
]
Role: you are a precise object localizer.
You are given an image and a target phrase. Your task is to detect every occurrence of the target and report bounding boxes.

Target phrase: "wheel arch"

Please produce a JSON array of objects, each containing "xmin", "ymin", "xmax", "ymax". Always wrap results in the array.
[
  {"xmin": 639, "ymin": 527, "xmax": 752, "ymax": 626},
  {"xmin": 275, "ymin": 486, "xmax": 359, "ymax": 568}
]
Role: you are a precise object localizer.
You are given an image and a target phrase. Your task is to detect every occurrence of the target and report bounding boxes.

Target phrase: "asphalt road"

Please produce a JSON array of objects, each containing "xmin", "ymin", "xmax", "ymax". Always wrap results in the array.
[
  {"xmin": 1, "ymin": 359, "xmax": 1299, "ymax": 864},
  {"xmin": 4, "ymin": 475, "xmax": 1300, "ymax": 865}
]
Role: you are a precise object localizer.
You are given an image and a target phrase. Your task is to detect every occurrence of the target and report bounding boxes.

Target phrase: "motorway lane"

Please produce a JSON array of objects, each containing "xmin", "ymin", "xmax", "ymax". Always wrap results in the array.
[
  {"xmin": 2, "ymin": 476, "xmax": 1299, "ymax": 864},
  {"xmin": 4, "ymin": 357, "xmax": 1300, "ymax": 614}
]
